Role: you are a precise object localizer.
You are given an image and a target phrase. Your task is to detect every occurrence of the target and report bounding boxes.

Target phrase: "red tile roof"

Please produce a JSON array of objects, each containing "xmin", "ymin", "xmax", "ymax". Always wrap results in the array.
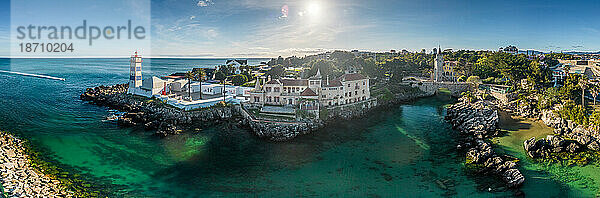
[
  {"xmin": 280, "ymin": 79, "xmax": 308, "ymax": 86},
  {"xmin": 322, "ymin": 79, "xmax": 342, "ymax": 87},
  {"xmin": 300, "ymin": 88, "xmax": 318, "ymax": 96},
  {"xmin": 266, "ymin": 79, "xmax": 281, "ymax": 84}
]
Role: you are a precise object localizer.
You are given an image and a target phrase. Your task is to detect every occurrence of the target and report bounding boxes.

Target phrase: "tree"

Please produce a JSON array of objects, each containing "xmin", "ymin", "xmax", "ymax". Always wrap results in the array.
[
  {"xmin": 231, "ymin": 74, "xmax": 248, "ymax": 86},
  {"xmin": 466, "ymin": 76, "xmax": 481, "ymax": 83},
  {"xmin": 461, "ymin": 91, "xmax": 475, "ymax": 103},
  {"xmin": 559, "ymin": 101, "xmax": 588, "ymax": 125},
  {"xmin": 266, "ymin": 65, "xmax": 285, "ymax": 78},
  {"xmin": 214, "ymin": 71, "xmax": 226, "ymax": 81},
  {"xmin": 185, "ymin": 71, "xmax": 194, "ymax": 100},
  {"xmin": 590, "ymin": 111, "xmax": 600, "ymax": 131},
  {"xmin": 193, "ymin": 68, "xmax": 206, "ymax": 100},
  {"xmin": 580, "ymin": 77, "xmax": 588, "ymax": 107},
  {"xmin": 591, "ymin": 83, "xmax": 599, "ymax": 106}
]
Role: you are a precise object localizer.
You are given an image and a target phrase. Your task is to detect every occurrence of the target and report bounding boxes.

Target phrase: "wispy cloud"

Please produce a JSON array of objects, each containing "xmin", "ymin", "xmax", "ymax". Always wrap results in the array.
[{"xmin": 197, "ymin": 0, "xmax": 213, "ymax": 7}]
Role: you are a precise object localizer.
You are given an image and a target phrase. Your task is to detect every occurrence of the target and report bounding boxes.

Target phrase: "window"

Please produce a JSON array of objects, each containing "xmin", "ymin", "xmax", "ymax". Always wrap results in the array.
[
  {"xmin": 345, "ymin": 93, "xmax": 347, "ymax": 97},
  {"xmin": 254, "ymin": 97, "xmax": 260, "ymax": 102},
  {"xmin": 274, "ymin": 87, "xmax": 280, "ymax": 92},
  {"xmin": 349, "ymin": 92, "xmax": 352, "ymax": 97},
  {"xmin": 363, "ymin": 90, "xmax": 365, "ymax": 94},
  {"xmin": 266, "ymin": 87, "xmax": 271, "ymax": 92},
  {"xmin": 363, "ymin": 81, "xmax": 365, "ymax": 85},
  {"xmin": 355, "ymin": 91, "xmax": 358, "ymax": 95}
]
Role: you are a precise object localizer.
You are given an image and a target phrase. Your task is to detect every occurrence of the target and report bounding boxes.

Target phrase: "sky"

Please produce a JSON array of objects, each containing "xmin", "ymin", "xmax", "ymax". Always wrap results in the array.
[{"xmin": 1, "ymin": 0, "xmax": 600, "ymax": 58}]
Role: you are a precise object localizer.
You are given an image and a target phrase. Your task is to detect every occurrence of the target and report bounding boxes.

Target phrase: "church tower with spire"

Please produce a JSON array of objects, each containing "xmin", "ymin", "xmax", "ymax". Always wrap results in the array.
[{"xmin": 433, "ymin": 46, "xmax": 444, "ymax": 82}]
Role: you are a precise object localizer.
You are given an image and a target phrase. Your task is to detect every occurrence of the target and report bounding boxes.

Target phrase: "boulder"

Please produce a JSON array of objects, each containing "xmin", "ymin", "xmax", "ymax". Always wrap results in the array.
[{"xmin": 587, "ymin": 141, "xmax": 600, "ymax": 151}]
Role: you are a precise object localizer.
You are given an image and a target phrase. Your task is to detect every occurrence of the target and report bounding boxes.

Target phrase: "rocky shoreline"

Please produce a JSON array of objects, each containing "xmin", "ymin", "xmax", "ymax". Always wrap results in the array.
[
  {"xmin": 81, "ymin": 84, "xmax": 238, "ymax": 137},
  {"xmin": 81, "ymin": 83, "xmax": 432, "ymax": 141},
  {"xmin": 523, "ymin": 109, "xmax": 600, "ymax": 163},
  {"xmin": 446, "ymin": 98, "xmax": 525, "ymax": 189},
  {"xmin": 0, "ymin": 131, "xmax": 73, "ymax": 197}
]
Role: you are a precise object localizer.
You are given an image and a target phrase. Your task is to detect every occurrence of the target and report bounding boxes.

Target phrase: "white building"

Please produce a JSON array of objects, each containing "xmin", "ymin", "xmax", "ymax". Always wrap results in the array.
[
  {"xmin": 127, "ymin": 52, "xmax": 143, "ymax": 94},
  {"xmin": 249, "ymin": 68, "xmax": 371, "ymax": 108},
  {"xmin": 225, "ymin": 59, "xmax": 248, "ymax": 74}
]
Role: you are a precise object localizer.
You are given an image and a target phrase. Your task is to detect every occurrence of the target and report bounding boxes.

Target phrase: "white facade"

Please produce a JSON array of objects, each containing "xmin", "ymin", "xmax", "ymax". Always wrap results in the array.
[
  {"xmin": 127, "ymin": 52, "xmax": 143, "ymax": 94},
  {"xmin": 250, "ymin": 69, "xmax": 371, "ymax": 107}
]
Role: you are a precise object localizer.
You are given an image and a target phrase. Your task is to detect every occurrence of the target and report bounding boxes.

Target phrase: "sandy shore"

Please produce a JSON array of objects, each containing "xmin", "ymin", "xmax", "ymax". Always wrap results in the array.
[{"xmin": 0, "ymin": 131, "xmax": 72, "ymax": 197}]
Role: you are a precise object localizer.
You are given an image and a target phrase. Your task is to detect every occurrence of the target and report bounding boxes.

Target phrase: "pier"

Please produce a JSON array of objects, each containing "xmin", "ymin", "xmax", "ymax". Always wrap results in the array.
[{"xmin": 0, "ymin": 70, "xmax": 65, "ymax": 81}]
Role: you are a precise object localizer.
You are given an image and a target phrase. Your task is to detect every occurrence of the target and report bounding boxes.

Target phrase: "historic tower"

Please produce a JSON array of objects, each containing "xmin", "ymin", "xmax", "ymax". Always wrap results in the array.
[
  {"xmin": 129, "ymin": 51, "xmax": 143, "ymax": 88},
  {"xmin": 434, "ymin": 46, "xmax": 444, "ymax": 82}
]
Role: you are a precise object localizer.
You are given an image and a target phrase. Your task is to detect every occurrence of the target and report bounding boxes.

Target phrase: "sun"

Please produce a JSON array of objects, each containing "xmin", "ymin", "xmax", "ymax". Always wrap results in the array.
[{"xmin": 306, "ymin": 2, "xmax": 321, "ymax": 17}]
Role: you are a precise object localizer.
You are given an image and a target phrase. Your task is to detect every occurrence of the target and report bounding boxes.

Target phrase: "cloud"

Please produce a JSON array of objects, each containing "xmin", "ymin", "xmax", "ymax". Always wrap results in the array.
[
  {"xmin": 572, "ymin": 45, "xmax": 584, "ymax": 49},
  {"xmin": 197, "ymin": 0, "xmax": 213, "ymax": 7},
  {"xmin": 204, "ymin": 29, "xmax": 219, "ymax": 39},
  {"xmin": 277, "ymin": 48, "xmax": 329, "ymax": 54},
  {"xmin": 190, "ymin": 15, "xmax": 196, "ymax": 20}
]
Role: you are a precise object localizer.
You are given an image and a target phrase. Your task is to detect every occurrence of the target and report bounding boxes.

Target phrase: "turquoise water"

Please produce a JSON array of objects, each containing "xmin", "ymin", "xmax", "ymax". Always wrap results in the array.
[{"xmin": 0, "ymin": 58, "xmax": 585, "ymax": 197}]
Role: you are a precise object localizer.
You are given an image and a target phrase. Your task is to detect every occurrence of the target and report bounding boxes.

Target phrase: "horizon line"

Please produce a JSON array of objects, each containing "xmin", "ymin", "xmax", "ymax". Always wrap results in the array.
[{"xmin": 1, "ymin": 49, "xmax": 599, "ymax": 59}]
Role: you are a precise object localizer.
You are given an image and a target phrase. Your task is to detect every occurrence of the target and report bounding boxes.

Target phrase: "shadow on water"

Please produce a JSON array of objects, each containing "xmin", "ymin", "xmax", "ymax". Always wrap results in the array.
[{"xmin": 149, "ymin": 104, "xmax": 404, "ymax": 195}]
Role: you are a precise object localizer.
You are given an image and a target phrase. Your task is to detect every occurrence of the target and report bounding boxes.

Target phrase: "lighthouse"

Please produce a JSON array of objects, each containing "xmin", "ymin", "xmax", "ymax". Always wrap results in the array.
[
  {"xmin": 128, "ymin": 51, "xmax": 143, "ymax": 93},
  {"xmin": 129, "ymin": 51, "xmax": 142, "ymax": 87}
]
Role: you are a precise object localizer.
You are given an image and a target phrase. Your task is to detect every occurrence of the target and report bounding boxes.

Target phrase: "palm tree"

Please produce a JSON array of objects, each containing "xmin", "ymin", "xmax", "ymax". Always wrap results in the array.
[
  {"xmin": 185, "ymin": 71, "xmax": 194, "ymax": 100},
  {"xmin": 579, "ymin": 77, "xmax": 588, "ymax": 107},
  {"xmin": 193, "ymin": 68, "xmax": 206, "ymax": 100}
]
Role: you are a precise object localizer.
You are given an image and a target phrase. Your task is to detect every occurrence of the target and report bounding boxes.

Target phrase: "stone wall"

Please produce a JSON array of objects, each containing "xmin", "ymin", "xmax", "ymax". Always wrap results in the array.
[
  {"xmin": 237, "ymin": 105, "xmax": 323, "ymax": 141},
  {"xmin": 324, "ymin": 98, "xmax": 377, "ymax": 120},
  {"xmin": 412, "ymin": 81, "xmax": 472, "ymax": 97}
]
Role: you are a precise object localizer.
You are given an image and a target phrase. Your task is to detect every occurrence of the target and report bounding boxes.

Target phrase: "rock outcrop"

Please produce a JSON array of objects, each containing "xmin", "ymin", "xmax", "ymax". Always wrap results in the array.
[
  {"xmin": 524, "ymin": 109, "xmax": 600, "ymax": 158},
  {"xmin": 0, "ymin": 131, "xmax": 73, "ymax": 197},
  {"xmin": 447, "ymin": 98, "xmax": 525, "ymax": 188},
  {"xmin": 81, "ymin": 84, "xmax": 236, "ymax": 137}
]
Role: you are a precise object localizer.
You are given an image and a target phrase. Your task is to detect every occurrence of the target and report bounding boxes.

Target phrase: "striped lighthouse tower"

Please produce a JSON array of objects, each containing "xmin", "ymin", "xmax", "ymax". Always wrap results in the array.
[{"xmin": 129, "ymin": 51, "xmax": 142, "ymax": 88}]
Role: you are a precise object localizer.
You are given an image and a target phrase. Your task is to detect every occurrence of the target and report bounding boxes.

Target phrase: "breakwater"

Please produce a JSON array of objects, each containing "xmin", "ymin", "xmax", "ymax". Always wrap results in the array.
[
  {"xmin": 0, "ymin": 131, "xmax": 72, "ymax": 197},
  {"xmin": 446, "ymin": 99, "xmax": 525, "ymax": 189}
]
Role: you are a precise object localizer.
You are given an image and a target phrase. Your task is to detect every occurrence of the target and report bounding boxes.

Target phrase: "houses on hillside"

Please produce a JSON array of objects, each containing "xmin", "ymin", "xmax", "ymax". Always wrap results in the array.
[{"xmin": 551, "ymin": 59, "xmax": 600, "ymax": 86}]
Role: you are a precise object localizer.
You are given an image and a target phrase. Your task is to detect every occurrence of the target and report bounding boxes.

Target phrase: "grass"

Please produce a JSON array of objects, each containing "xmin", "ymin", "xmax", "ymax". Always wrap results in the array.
[
  {"xmin": 1, "ymin": 183, "xmax": 7, "ymax": 198},
  {"xmin": 535, "ymin": 151, "xmax": 600, "ymax": 167}
]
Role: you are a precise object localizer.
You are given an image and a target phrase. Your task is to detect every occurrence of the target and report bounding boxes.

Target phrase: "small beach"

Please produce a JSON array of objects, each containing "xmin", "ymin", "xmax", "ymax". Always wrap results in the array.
[{"xmin": 496, "ymin": 111, "xmax": 600, "ymax": 197}]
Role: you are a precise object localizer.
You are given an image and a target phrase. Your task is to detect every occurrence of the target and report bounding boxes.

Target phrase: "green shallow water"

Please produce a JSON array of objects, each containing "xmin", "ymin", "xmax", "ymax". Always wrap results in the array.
[
  {"xmin": 1, "ymin": 58, "xmax": 600, "ymax": 197},
  {"xmin": 496, "ymin": 112, "xmax": 600, "ymax": 197}
]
